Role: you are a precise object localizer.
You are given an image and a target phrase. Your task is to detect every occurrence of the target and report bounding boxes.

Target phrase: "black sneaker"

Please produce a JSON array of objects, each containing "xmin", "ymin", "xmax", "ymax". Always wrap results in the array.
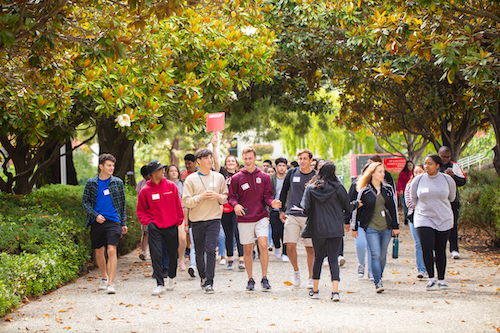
[
  {"xmin": 205, "ymin": 284, "xmax": 215, "ymax": 294},
  {"xmin": 261, "ymin": 277, "xmax": 271, "ymax": 292},
  {"xmin": 200, "ymin": 277, "xmax": 207, "ymax": 289},
  {"xmin": 246, "ymin": 278, "xmax": 255, "ymax": 292},
  {"xmin": 375, "ymin": 282, "xmax": 384, "ymax": 293},
  {"xmin": 188, "ymin": 267, "xmax": 195, "ymax": 278}
]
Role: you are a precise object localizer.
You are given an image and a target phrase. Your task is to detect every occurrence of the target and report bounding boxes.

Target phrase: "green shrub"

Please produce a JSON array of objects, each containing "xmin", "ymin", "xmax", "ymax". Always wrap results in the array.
[
  {"xmin": 459, "ymin": 169, "xmax": 500, "ymax": 247},
  {"xmin": 0, "ymin": 184, "xmax": 141, "ymax": 316}
]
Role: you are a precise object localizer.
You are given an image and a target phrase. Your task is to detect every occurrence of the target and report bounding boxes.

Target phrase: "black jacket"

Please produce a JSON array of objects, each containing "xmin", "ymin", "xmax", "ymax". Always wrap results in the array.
[
  {"xmin": 352, "ymin": 183, "xmax": 399, "ymax": 231},
  {"xmin": 300, "ymin": 182, "xmax": 359, "ymax": 239}
]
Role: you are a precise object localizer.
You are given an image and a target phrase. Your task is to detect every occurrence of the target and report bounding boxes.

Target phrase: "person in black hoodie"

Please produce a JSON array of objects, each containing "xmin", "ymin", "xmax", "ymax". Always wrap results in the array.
[
  {"xmin": 301, "ymin": 162, "xmax": 361, "ymax": 302},
  {"xmin": 351, "ymin": 162, "xmax": 399, "ymax": 294}
]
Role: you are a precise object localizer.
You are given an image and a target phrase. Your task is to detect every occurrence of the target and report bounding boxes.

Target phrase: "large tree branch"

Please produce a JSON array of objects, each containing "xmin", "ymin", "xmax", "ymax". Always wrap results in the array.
[{"xmin": 450, "ymin": 5, "xmax": 500, "ymax": 24}]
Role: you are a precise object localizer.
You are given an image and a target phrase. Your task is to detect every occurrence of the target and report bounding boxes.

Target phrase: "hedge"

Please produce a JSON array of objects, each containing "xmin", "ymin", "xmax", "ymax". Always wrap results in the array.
[{"xmin": 0, "ymin": 184, "xmax": 141, "ymax": 316}]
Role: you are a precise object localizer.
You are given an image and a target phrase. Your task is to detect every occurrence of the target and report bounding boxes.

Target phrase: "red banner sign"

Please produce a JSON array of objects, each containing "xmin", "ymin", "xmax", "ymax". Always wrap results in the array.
[{"xmin": 206, "ymin": 112, "xmax": 225, "ymax": 132}]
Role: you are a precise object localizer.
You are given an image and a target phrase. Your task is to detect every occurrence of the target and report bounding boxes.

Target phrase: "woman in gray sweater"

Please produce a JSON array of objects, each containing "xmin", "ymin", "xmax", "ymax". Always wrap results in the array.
[{"xmin": 410, "ymin": 154, "xmax": 456, "ymax": 291}]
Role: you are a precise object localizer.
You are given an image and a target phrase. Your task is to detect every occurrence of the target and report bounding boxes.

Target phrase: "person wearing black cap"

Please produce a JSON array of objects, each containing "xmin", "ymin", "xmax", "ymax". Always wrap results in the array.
[{"xmin": 137, "ymin": 160, "xmax": 184, "ymax": 296}]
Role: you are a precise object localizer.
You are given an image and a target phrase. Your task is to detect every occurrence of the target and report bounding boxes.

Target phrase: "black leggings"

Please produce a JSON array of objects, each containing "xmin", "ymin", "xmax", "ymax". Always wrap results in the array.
[
  {"xmin": 416, "ymin": 227, "xmax": 450, "ymax": 280},
  {"xmin": 270, "ymin": 210, "xmax": 286, "ymax": 254},
  {"xmin": 312, "ymin": 237, "xmax": 342, "ymax": 281},
  {"xmin": 221, "ymin": 211, "xmax": 243, "ymax": 258}
]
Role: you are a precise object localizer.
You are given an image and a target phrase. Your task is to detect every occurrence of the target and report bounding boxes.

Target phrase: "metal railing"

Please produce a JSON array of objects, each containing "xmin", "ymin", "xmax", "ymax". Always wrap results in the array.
[{"xmin": 457, "ymin": 153, "xmax": 491, "ymax": 169}]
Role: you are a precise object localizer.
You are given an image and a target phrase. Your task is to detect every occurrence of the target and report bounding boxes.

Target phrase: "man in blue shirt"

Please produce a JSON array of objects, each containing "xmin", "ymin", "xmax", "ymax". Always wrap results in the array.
[{"xmin": 82, "ymin": 153, "xmax": 127, "ymax": 294}]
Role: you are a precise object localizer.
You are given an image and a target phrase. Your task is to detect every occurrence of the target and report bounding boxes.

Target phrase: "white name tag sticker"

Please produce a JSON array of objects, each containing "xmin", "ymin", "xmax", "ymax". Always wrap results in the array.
[
  {"xmin": 293, "ymin": 177, "xmax": 301, "ymax": 183},
  {"xmin": 381, "ymin": 210, "xmax": 386, "ymax": 217},
  {"xmin": 103, "ymin": 189, "xmax": 110, "ymax": 196},
  {"xmin": 152, "ymin": 193, "xmax": 160, "ymax": 200},
  {"xmin": 241, "ymin": 183, "xmax": 250, "ymax": 191},
  {"xmin": 421, "ymin": 188, "xmax": 429, "ymax": 193},
  {"xmin": 209, "ymin": 182, "xmax": 215, "ymax": 188}
]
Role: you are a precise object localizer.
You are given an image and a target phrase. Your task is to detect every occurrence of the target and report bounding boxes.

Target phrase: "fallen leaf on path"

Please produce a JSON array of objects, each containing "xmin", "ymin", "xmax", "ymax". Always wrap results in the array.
[
  {"xmin": 4, "ymin": 318, "xmax": 13, "ymax": 322},
  {"xmin": 204, "ymin": 318, "xmax": 210, "ymax": 321},
  {"xmin": 95, "ymin": 315, "xmax": 103, "ymax": 320},
  {"xmin": 346, "ymin": 291, "xmax": 355, "ymax": 294},
  {"xmin": 44, "ymin": 314, "xmax": 49, "ymax": 317},
  {"xmin": 270, "ymin": 324, "xmax": 276, "ymax": 326},
  {"xmin": 59, "ymin": 310, "xmax": 66, "ymax": 313},
  {"xmin": 284, "ymin": 281, "xmax": 292, "ymax": 286}
]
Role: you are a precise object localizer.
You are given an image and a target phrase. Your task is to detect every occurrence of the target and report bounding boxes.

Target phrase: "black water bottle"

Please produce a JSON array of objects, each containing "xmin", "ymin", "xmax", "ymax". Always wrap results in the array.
[{"xmin": 392, "ymin": 235, "xmax": 399, "ymax": 259}]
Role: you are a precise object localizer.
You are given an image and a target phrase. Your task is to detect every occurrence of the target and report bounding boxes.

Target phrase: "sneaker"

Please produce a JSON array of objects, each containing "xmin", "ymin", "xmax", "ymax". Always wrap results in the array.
[
  {"xmin": 438, "ymin": 280, "xmax": 450, "ymax": 290},
  {"xmin": 322, "ymin": 257, "xmax": 329, "ymax": 267},
  {"xmin": 375, "ymin": 282, "xmax": 384, "ymax": 293},
  {"xmin": 292, "ymin": 271, "xmax": 301, "ymax": 287},
  {"xmin": 426, "ymin": 279, "xmax": 438, "ymax": 291},
  {"xmin": 281, "ymin": 254, "xmax": 290, "ymax": 263},
  {"xmin": 188, "ymin": 266, "xmax": 196, "ymax": 278},
  {"xmin": 98, "ymin": 279, "xmax": 108, "ymax": 290},
  {"xmin": 451, "ymin": 251, "xmax": 460, "ymax": 259},
  {"xmin": 139, "ymin": 251, "xmax": 147, "ymax": 260},
  {"xmin": 422, "ymin": 271, "xmax": 429, "ymax": 279},
  {"xmin": 261, "ymin": 277, "xmax": 272, "ymax": 291},
  {"xmin": 152, "ymin": 285, "xmax": 164, "ymax": 296},
  {"xmin": 331, "ymin": 292, "xmax": 340, "ymax": 302},
  {"xmin": 166, "ymin": 278, "xmax": 174, "ymax": 291},
  {"xmin": 219, "ymin": 258, "xmax": 226, "ymax": 265},
  {"xmin": 307, "ymin": 279, "xmax": 314, "ymax": 289},
  {"xmin": 106, "ymin": 284, "xmax": 116, "ymax": 294},
  {"xmin": 417, "ymin": 271, "xmax": 424, "ymax": 279},
  {"xmin": 368, "ymin": 272, "xmax": 374, "ymax": 281},
  {"xmin": 246, "ymin": 278, "xmax": 255, "ymax": 292},
  {"xmin": 357, "ymin": 264, "xmax": 365, "ymax": 278},
  {"xmin": 200, "ymin": 277, "xmax": 207, "ymax": 289},
  {"xmin": 274, "ymin": 248, "xmax": 282, "ymax": 260},
  {"xmin": 238, "ymin": 260, "xmax": 246, "ymax": 270},
  {"xmin": 309, "ymin": 290, "xmax": 319, "ymax": 299},
  {"xmin": 205, "ymin": 284, "xmax": 215, "ymax": 294},
  {"xmin": 338, "ymin": 256, "xmax": 346, "ymax": 267},
  {"xmin": 227, "ymin": 261, "xmax": 234, "ymax": 270}
]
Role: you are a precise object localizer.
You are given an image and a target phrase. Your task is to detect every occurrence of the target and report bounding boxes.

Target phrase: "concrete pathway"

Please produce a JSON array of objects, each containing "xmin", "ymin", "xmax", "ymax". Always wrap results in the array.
[{"xmin": 2, "ymin": 224, "xmax": 499, "ymax": 332}]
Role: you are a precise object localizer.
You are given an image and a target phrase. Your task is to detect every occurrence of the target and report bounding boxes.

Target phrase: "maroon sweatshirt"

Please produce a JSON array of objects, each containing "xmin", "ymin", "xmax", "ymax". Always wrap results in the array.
[
  {"xmin": 228, "ymin": 168, "xmax": 274, "ymax": 223},
  {"xmin": 137, "ymin": 178, "xmax": 184, "ymax": 228}
]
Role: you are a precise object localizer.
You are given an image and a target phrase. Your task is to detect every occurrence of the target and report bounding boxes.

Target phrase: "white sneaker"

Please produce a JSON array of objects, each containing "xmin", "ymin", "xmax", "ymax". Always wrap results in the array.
[
  {"xmin": 307, "ymin": 279, "xmax": 314, "ymax": 289},
  {"xmin": 282, "ymin": 254, "xmax": 290, "ymax": 263},
  {"xmin": 106, "ymin": 284, "xmax": 116, "ymax": 294},
  {"xmin": 323, "ymin": 257, "xmax": 329, "ymax": 267},
  {"xmin": 292, "ymin": 271, "xmax": 301, "ymax": 287},
  {"xmin": 219, "ymin": 258, "xmax": 226, "ymax": 265},
  {"xmin": 98, "ymin": 279, "xmax": 108, "ymax": 290},
  {"xmin": 274, "ymin": 248, "xmax": 282, "ymax": 260},
  {"xmin": 451, "ymin": 251, "xmax": 460, "ymax": 259},
  {"xmin": 166, "ymin": 278, "xmax": 175, "ymax": 291},
  {"xmin": 338, "ymin": 256, "xmax": 346, "ymax": 267},
  {"xmin": 152, "ymin": 285, "xmax": 165, "ymax": 296}
]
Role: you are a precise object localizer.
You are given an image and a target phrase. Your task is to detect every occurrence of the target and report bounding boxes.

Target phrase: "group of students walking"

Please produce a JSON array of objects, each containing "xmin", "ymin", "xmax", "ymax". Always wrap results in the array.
[{"xmin": 82, "ymin": 144, "xmax": 465, "ymax": 300}]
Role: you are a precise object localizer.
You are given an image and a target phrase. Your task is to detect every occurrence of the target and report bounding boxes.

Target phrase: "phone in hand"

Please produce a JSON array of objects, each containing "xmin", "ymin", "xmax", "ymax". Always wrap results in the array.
[{"xmin": 242, "ymin": 208, "xmax": 248, "ymax": 215}]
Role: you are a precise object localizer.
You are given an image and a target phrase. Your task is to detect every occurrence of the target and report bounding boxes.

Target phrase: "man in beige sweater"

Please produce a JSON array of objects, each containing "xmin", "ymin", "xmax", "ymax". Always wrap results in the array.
[{"xmin": 182, "ymin": 148, "xmax": 228, "ymax": 294}]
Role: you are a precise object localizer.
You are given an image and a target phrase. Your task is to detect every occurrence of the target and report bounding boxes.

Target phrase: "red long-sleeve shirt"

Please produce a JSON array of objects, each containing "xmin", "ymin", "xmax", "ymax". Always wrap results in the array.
[{"xmin": 136, "ymin": 178, "xmax": 184, "ymax": 228}]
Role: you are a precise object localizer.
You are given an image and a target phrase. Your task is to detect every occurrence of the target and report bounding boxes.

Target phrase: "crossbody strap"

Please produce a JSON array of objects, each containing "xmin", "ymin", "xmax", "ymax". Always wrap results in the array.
[{"xmin": 368, "ymin": 187, "xmax": 393, "ymax": 224}]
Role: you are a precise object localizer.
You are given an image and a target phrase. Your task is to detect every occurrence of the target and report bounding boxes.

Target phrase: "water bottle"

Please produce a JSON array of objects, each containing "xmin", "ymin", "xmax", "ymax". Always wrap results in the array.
[{"xmin": 392, "ymin": 235, "xmax": 399, "ymax": 259}]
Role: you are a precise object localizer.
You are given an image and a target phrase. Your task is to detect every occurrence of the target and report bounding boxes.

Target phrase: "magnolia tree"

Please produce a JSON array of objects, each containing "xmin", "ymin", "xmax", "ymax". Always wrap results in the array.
[{"xmin": 0, "ymin": 1, "xmax": 275, "ymax": 194}]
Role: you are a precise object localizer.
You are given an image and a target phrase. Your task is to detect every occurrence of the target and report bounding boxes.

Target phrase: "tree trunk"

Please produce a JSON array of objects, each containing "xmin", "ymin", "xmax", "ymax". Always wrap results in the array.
[
  {"xmin": 36, "ymin": 141, "xmax": 78, "ymax": 188},
  {"xmin": 169, "ymin": 136, "xmax": 180, "ymax": 166},
  {"xmin": 486, "ymin": 102, "xmax": 500, "ymax": 177},
  {"xmin": 97, "ymin": 115, "xmax": 136, "ymax": 188}
]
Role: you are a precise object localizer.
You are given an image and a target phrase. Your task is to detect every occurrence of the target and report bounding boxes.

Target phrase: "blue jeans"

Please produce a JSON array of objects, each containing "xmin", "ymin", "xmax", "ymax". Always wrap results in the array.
[
  {"xmin": 217, "ymin": 225, "xmax": 226, "ymax": 257},
  {"xmin": 355, "ymin": 225, "xmax": 371, "ymax": 273},
  {"xmin": 189, "ymin": 227, "xmax": 196, "ymax": 268},
  {"xmin": 365, "ymin": 227, "xmax": 392, "ymax": 284},
  {"xmin": 409, "ymin": 222, "xmax": 426, "ymax": 273}
]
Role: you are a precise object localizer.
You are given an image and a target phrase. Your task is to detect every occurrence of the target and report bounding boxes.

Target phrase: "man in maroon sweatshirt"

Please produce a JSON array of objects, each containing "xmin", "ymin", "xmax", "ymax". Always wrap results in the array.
[
  {"xmin": 228, "ymin": 147, "xmax": 281, "ymax": 292},
  {"xmin": 137, "ymin": 160, "xmax": 184, "ymax": 296}
]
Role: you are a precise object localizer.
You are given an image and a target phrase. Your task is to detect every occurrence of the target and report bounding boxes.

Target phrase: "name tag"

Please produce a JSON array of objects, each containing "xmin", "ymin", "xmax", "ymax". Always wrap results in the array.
[
  {"xmin": 241, "ymin": 183, "xmax": 250, "ymax": 191},
  {"xmin": 103, "ymin": 189, "xmax": 110, "ymax": 196},
  {"xmin": 209, "ymin": 182, "xmax": 215, "ymax": 188},
  {"xmin": 381, "ymin": 210, "xmax": 386, "ymax": 217},
  {"xmin": 421, "ymin": 188, "xmax": 429, "ymax": 193},
  {"xmin": 293, "ymin": 177, "xmax": 301, "ymax": 183},
  {"xmin": 152, "ymin": 193, "xmax": 160, "ymax": 200}
]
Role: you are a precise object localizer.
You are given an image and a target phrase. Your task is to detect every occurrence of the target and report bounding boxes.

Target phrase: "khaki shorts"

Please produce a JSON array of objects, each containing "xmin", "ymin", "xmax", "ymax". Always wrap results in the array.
[
  {"xmin": 237, "ymin": 217, "xmax": 270, "ymax": 245},
  {"xmin": 283, "ymin": 215, "xmax": 312, "ymax": 247}
]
